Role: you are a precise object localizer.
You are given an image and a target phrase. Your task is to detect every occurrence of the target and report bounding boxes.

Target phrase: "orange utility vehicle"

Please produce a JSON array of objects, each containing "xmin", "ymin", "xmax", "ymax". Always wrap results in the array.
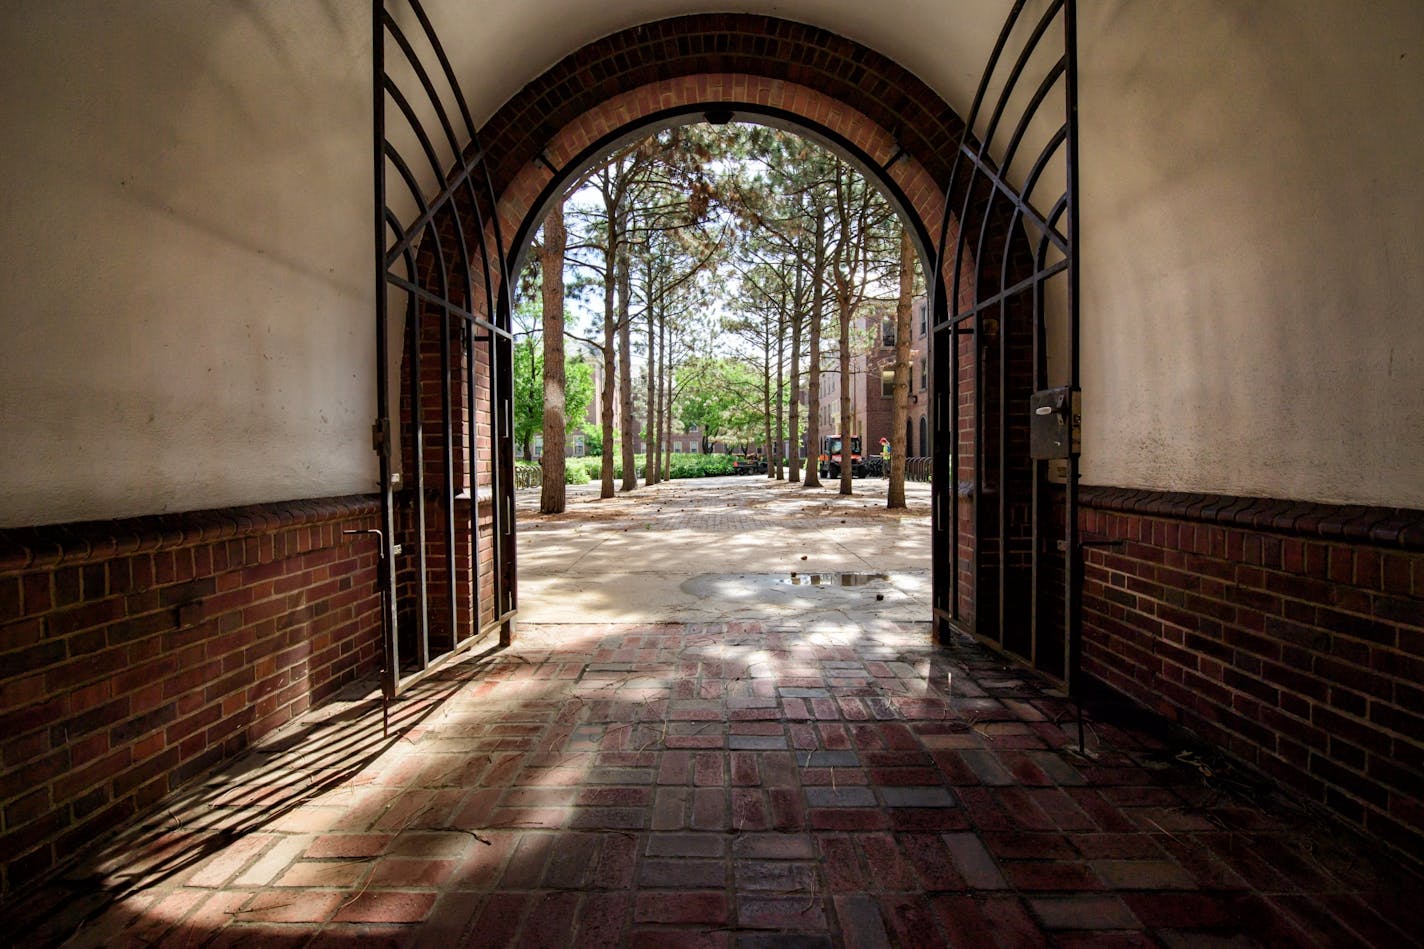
[{"xmin": 818, "ymin": 435, "xmax": 864, "ymax": 479}]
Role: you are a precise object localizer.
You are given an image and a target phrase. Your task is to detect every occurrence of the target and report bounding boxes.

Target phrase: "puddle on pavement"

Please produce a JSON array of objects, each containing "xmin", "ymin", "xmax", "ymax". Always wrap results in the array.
[
  {"xmin": 676, "ymin": 572, "xmax": 928, "ymax": 610},
  {"xmin": 780, "ymin": 572, "xmax": 890, "ymax": 587}
]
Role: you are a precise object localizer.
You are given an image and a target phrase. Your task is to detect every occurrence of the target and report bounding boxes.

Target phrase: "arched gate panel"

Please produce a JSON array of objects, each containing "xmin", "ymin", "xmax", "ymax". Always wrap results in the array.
[
  {"xmin": 371, "ymin": 0, "xmax": 517, "ymax": 709},
  {"xmin": 930, "ymin": 0, "xmax": 1083, "ymax": 693}
]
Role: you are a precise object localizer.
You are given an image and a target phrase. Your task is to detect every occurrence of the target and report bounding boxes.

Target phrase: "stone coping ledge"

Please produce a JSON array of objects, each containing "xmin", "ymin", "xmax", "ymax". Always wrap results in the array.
[
  {"xmin": 1080, "ymin": 485, "xmax": 1424, "ymax": 550},
  {"xmin": 0, "ymin": 494, "xmax": 381, "ymax": 573}
]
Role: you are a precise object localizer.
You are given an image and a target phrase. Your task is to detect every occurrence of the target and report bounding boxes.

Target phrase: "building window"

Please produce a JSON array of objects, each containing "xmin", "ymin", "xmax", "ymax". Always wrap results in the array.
[
  {"xmin": 919, "ymin": 302, "xmax": 927, "ymax": 337},
  {"xmin": 881, "ymin": 370, "xmax": 894, "ymax": 397},
  {"xmin": 882, "ymin": 318, "xmax": 896, "ymax": 347},
  {"xmin": 919, "ymin": 357, "xmax": 927, "ymax": 391}
]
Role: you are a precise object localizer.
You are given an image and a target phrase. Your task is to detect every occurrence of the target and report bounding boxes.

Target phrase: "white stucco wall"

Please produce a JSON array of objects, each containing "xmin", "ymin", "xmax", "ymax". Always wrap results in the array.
[
  {"xmin": 0, "ymin": 3, "xmax": 375, "ymax": 525},
  {"xmin": 2, "ymin": 0, "xmax": 1420, "ymax": 525},
  {"xmin": 1076, "ymin": 0, "xmax": 1424, "ymax": 507}
]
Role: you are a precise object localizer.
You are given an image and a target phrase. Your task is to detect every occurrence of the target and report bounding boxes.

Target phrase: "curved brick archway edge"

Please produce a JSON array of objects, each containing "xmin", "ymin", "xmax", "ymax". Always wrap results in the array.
[
  {"xmin": 477, "ymin": 15, "xmax": 965, "ymax": 218},
  {"xmin": 423, "ymin": 16, "xmax": 991, "ymax": 630},
  {"xmin": 415, "ymin": 15, "xmax": 993, "ymax": 637},
  {"xmin": 418, "ymin": 13, "xmax": 989, "ymax": 476},
  {"xmin": 492, "ymin": 77, "xmax": 948, "ymax": 271},
  {"xmin": 501, "ymin": 89, "xmax": 945, "ymax": 278},
  {"xmin": 456, "ymin": 14, "xmax": 978, "ymax": 296}
]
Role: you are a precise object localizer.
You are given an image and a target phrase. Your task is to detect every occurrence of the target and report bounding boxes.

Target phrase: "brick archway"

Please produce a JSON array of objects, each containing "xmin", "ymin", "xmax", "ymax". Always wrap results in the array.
[
  {"xmin": 451, "ymin": 14, "xmax": 983, "ymax": 300},
  {"xmin": 493, "ymin": 82, "xmax": 947, "ymax": 280},
  {"xmin": 476, "ymin": 15, "xmax": 966, "ymax": 216},
  {"xmin": 407, "ymin": 14, "xmax": 1033, "ymax": 638}
]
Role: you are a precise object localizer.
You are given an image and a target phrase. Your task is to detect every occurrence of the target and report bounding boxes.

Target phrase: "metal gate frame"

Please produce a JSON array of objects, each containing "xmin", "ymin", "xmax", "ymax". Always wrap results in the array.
[
  {"xmin": 930, "ymin": 0, "xmax": 1081, "ymax": 692},
  {"xmin": 371, "ymin": 0, "xmax": 517, "ymax": 703},
  {"xmin": 371, "ymin": 0, "xmax": 1075, "ymax": 702}
]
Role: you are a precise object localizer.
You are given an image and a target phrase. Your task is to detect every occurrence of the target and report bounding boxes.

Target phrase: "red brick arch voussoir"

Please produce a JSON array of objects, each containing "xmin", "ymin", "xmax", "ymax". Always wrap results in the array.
[
  {"xmin": 491, "ymin": 73, "xmax": 949, "ymax": 274},
  {"xmin": 451, "ymin": 13, "xmax": 988, "ymax": 306}
]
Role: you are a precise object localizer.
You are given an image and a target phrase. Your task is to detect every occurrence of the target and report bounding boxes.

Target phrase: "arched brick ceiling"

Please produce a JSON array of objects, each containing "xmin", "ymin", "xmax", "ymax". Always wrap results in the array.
[{"xmin": 475, "ymin": 14, "xmax": 969, "ymax": 201}]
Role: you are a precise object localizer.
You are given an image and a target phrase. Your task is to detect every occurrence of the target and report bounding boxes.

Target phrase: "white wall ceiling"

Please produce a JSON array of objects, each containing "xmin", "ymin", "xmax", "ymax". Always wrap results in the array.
[{"xmin": 434, "ymin": 0, "xmax": 1011, "ymax": 126}]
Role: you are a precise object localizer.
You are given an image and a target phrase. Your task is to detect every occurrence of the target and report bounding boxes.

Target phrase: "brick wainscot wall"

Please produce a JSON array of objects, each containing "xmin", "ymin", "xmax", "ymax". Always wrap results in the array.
[
  {"xmin": 0, "ymin": 497, "xmax": 384, "ymax": 899},
  {"xmin": 1079, "ymin": 488, "xmax": 1424, "ymax": 867}
]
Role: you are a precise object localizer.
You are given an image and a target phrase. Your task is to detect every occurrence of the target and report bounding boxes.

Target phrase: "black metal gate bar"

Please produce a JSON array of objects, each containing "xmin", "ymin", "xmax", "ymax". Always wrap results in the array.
[
  {"xmin": 930, "ymin": 0, "xmax": 1024, "ymax": 638},
  {"xmin": 373, "ymin": 0, "xmax": 517, "ymax": 699},
  {"xmin": 995, "ymin": 143, "xmax": 1066, "ymax": 662},
  {"xmin": 392, "ymin": 232, "xmax": 432, "ymax": 674},
  {"xmin": 381, "ymin": 137, "xmax": 461, "ymax": 667},
  {"xmin": 1026, "ymin": 197, "xmax": 1068, "ymax": 668},
  {"xmin": 492, "ymin": 296, "xmax": 517, "ymax": 628},
  {"xmin": 401, "ymin": 0, "xmax": 518, "ymax": 637},
  {"xmin": 371, "ymin": 22, "xmax": 398, "ymax": 702},
  {"xmin": 1063, "ymin": 0, "xmax": 1083, "ymax": 701},
  {"xmin": 958, "ymin": 2, "xmax": 1069, "ymax": 655},
  {"xmin": 958, "ymin": 1, "xmax": 1067, "ymax": 656},
  {"xmin": 991, "ymin": 70, "xmax": 1070, "ymax": 661},
  {"xmin": 388, "ymin": 8, "xmax": 488, "ymax": 655},
  {"xmin": 384, "ymin": 133, "xmax": 457, "ymax": 666},
  {"xmin": 930, "ymin": 0, "xmax": 1080, "ymax": 691}
]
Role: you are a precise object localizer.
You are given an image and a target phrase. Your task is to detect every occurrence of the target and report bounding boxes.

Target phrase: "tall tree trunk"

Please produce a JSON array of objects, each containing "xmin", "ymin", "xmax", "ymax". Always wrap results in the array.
[
  {"xmin": 888, "ymin": 228, "xmax": 914, "ymax": 509},
  {"xmin": 652, "ymin": 302, "xmax": 663, "ymax": 483},
  {"xmin": 599, "ymin": 228, "xmax": 617, "ymax": 499},
  {"xmin": 788, "ymin": 265, "xmax": 803, "ymax": 484},
  {"xmin": 775, "ymin": 308, "xmax": 785, "ymax": 480},
  {"xmin": 838, "ymin": 286, "xmax": 854, "ymax": 496},
  {"xmin": 539, "ymin": 200, "xmax": 567, "ymax": 514},
  {"xmin": 663, "ymin": 367, "xmax": 673, "ymax": 480},
  {"xmin": 832, "ymin": 163, "xmax": 860, "ymax": 498},
  {"xmin": 660, "ymin": 309, "xmax": 671, "ymax": 480},
  {"xmin": 803, "ymin": 213, "xmax": 825, "ymax": 488},
  {"xmin": 617, "ymin": 236, "xmax": 637, "ymax": 491},
  {"xmin": 644, "ymin": 278, "xmax": 658, "ymax": 486},
  {"xmin": 762, "ymin": 340, "xmax": 773, "ymax": 479}
]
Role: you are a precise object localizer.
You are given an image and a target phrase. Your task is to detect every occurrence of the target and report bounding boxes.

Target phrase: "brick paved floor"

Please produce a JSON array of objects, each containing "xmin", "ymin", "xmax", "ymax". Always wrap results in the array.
[
  {"xmin": 9, "ymin": 619, "xmax": 1422, "ymax": 946},
  {"xmin": 8, "ymin": 479, "xmax": 1423, "ymax": 945}
]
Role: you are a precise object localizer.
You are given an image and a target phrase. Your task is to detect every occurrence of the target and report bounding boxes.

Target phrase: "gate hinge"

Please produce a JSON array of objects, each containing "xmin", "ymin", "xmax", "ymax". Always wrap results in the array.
[{"xmin": 372, "ymin": 417, "xmax": 391, "ymax": 456}]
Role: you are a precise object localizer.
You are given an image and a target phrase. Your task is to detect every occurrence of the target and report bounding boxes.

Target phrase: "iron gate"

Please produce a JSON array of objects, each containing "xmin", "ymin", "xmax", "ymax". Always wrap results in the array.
[
  {"xmin": 371, "ymin": 0, "xmax": 517, "ymax": 704},
  {"xmin": 369, "ymin": 0, "xmax": 1075, "ymax": 703},
  {"xmin": 930, "ymin": 0, "xmax": 1082, "ymax": 693}
]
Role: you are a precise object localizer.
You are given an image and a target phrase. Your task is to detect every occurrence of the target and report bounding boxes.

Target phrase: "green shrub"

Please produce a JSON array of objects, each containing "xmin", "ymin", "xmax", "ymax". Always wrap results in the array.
[
  {"xmin": 563, "ymin": 461, "xmax": 591, "ymax": 485},
  {"xmin": 555, "ymin": 452, "xmax": 737, "ymax": 483},
  {"xmin": 668, "ymin": 453, "xmax": 734, "ymax": 478},
  {"xmin": 563, "ymin": 457, "xmax": 598, "ymax": 483}
]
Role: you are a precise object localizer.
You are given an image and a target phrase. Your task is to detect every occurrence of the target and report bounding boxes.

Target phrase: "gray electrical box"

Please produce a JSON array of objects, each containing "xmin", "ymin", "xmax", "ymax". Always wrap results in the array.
[{"xmin": 1030, "ymin": 386, "xmax": 1080, "ymax": 459}]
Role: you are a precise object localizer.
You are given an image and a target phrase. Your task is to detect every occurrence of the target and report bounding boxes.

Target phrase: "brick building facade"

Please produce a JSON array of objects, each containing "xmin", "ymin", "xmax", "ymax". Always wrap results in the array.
[{"xmin": 811, "ymin": 297, "xmax": 931, "ymax": 460}]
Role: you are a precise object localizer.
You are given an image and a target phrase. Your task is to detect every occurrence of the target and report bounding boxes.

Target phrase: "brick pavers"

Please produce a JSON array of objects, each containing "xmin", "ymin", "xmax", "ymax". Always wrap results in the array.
[
  {"xmin": 5, "ymin": 477, "xmax": 1420, "ymax": 945},
  {"xmin": 8, "ymin": 618, "xmax": 1422, "ymax": 947}
]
